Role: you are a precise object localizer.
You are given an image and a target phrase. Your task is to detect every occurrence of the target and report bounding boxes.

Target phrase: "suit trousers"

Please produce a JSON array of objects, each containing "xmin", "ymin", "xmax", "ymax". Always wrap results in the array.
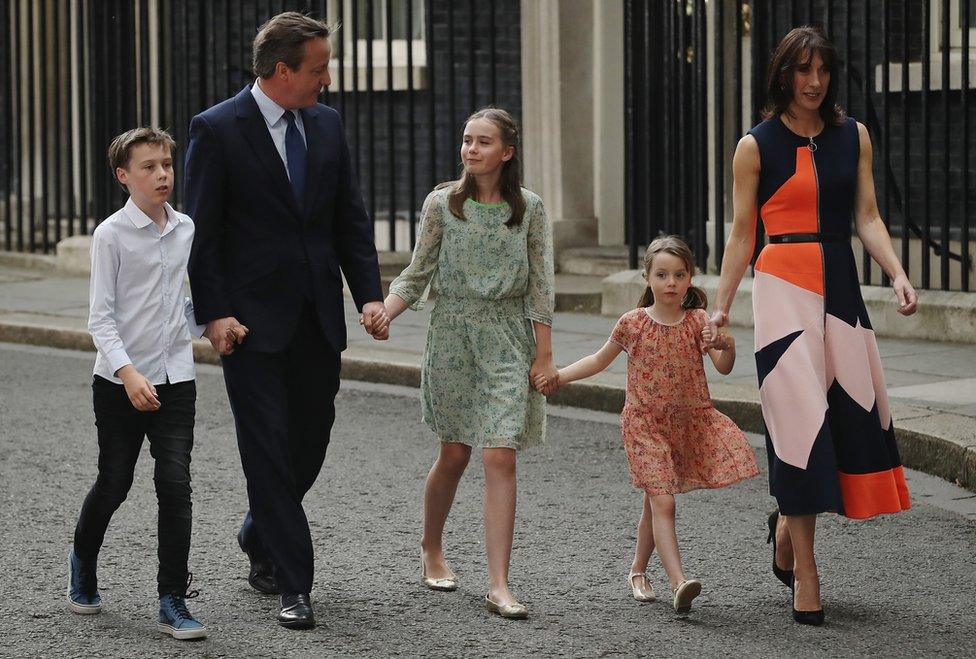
[{"xmin": 221, "ymin": 302, "xmax": 340, "ymax": 595}]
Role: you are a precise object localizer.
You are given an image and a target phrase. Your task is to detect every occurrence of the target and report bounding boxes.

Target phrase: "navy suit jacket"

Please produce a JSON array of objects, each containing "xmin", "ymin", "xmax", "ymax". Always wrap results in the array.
[{"xmin": 184, "ymin": 85, "xmax": 382, "ymax": 353}]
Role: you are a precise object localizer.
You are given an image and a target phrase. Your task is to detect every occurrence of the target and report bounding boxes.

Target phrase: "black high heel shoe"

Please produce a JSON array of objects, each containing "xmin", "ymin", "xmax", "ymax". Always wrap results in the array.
[
  {"xmin": 766, "ymin": 510, "xmax": 794, "ymax": 588},
  {"xmin": 790, "ymin": 577, "xmax": 825, "ymax": 626}
]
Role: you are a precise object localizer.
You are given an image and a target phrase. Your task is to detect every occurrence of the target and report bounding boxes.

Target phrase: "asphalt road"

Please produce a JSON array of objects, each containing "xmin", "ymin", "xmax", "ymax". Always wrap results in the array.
[{"xmin": 1, "ymin": 342, "xmax": 974, "ymax": 658}]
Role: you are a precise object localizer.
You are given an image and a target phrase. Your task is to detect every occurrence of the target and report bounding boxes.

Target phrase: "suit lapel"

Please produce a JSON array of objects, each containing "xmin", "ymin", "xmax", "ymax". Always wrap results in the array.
[
  {"xmin": 300, "ymin": 106, "xmax": 326, "ymax": 223},
  {"xmin": 234, "ymin": 86, "xmax": 303, "ymax": 222}
]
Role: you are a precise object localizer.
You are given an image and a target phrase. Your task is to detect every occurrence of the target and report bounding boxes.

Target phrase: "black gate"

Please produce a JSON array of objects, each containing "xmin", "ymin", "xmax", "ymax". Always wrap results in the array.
[
  {"xmin": 0, "ymin": 0, "xmax": 521, "ymax": 254},
  {"xmin": 625, "ymin": 0, "xmax": 974, "ymax": 292},
  {"xmin": 625, "ymin": 0, "xmax": 709, "ymax": 273}
]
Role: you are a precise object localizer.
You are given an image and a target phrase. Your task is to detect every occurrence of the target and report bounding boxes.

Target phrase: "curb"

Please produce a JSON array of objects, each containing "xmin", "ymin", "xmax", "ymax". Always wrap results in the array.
[{"xmin": 2, "ymin": 319, "xmax": 973, "ymax": 493}]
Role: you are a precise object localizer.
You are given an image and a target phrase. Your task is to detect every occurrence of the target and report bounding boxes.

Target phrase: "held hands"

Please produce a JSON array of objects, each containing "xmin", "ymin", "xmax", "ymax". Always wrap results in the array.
[
  {"xmin": 204, "ymin": 316, "xmax": 250, "ymax": 355},
  {"xmin": 117, "ymin": 365, "xmax": 161, "ymax": 412},
  {"xmin": 701, "ymin": 325, "xmax": 734, "ymax": 351},
  {"xmin": 892, "ymin": 275, "xmax": 918, "ymax": 316},
  {"xmin": 360, "ymin": 301, "xmax": 391, "ymax": 341},
  {"xmin": 703, "ymin": 310, "xmax": 730, "ymax": 352},
  {"xmin": 530, "ymin": 357, "xmax": 559, "ymax": 396}
]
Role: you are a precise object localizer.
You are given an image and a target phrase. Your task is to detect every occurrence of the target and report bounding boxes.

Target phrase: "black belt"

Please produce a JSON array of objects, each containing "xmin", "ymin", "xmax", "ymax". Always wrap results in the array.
[{"xmin": 768, "ymin": 232, "xmax": 847, "ymax": 244}]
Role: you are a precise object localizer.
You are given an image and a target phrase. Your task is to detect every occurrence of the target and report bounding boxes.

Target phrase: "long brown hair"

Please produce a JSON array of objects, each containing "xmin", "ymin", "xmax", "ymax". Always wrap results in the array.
[
  {"xmin": 762, "ymin": 25, "xmax": 845, "ymax": 126},
  {"xmin": 637, "ymin": 235, "xmax": 708, "ymax": 310},
  {"xmin": 445, "ymin": 107, "xmax": 526, "ymax": 227}
]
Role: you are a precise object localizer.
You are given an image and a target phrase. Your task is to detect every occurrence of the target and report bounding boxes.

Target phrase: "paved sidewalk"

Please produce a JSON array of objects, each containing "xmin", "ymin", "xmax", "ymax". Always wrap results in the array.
[{"xmin": 0, "ymin": 263, "xmax": 973, "ymax": 491}]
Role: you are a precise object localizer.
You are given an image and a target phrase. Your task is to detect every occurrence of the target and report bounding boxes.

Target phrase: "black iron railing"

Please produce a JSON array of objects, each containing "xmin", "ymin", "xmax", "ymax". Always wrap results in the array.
[
  {"xmin": 0, "ymin": 0, "xmax": 521, "ymax": 254},
  {"xmin": 625, "ymin": 0, "xmax": 974, "ymax": 292}
]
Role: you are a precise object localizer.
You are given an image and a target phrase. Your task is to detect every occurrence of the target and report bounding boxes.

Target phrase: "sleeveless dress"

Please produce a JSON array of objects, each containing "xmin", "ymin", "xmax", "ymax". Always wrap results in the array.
[
  {"xmin": 609, "ymin": 308, "xmax": 758, "ymax": 495},
  {"xmin": 748, "ymin": 115, "xmax": 911, "ymax": 519},
  {"xmin": 389, "ymin": 187, "xmax": 554, "ymax": 450}
]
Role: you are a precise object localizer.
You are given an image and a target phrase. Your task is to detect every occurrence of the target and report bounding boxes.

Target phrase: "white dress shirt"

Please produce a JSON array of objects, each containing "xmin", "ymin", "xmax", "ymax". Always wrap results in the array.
[
  {"xmin": 250, "ymin": 78, "xmax": 307, "ymax": 177},
  {"xmin": 88, "ymin": 197, "xmax": 206, "ymax": 385}
]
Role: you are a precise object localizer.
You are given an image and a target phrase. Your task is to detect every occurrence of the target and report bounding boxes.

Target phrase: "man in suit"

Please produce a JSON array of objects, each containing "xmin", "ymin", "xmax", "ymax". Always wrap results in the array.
[{"xmin": 184, "ymin": 12, "xmax": 389, "ymax": 629}]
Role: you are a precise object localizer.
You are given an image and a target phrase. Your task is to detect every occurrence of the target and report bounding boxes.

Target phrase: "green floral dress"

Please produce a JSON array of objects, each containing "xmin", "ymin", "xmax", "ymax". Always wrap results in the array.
[{"xmin": 389, "ymin": 186, "xmax": 554, "ymax": 450}]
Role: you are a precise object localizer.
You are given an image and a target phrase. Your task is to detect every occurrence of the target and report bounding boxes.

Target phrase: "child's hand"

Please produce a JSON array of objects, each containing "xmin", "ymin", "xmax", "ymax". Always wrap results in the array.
[
  {"xmin": 533, "ymin": 371, "xmax": 559, "ymax": 396},
  {"xmin": 205, "ymin": 316, "xmax": 243, "ymax": 354},
  {"xmin": 117, "ymin": 365, "xmax": 161, "ymax": 412},
  {"xmin": 225, "ymin": 323, "xmax": 250, "ymax": 345},
  {"xmin": 360, "ymin": 302, "xmax": 391, "ymax": 339},
  {"xmin": 701, "ymin": 326, "xmax": 733, "ymax": 351},
  {"xmin": 544, "ymin": 371, "xmax": 562, "ymax": 396},
  {"xmin": 529, "ymin": 357, "xmax": 559, "ymax": 396},
  {"xmin": 700, "ymin": 325, "xmax": 717, "ymax": 352}
]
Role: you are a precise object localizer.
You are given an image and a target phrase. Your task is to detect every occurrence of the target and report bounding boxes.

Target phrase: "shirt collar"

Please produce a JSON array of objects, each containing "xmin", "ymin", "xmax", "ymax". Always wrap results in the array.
[
  {"xmin": 123, "ymin": 197, "xmax": 180, "ymax": 231},
  {"xmin": 251, "ymin": 78, "xmax": 298, "ymax": 128}
]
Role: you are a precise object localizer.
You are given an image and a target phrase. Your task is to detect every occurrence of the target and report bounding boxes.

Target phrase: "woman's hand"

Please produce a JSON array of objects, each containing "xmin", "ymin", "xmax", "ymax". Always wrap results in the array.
[
  {"xmin": 891, "ymin": 274, "xmax": 918, "ymax": 316},
  {"xmin": 530, "ymin": 357, "xmax": 559, "ymax": 396}
]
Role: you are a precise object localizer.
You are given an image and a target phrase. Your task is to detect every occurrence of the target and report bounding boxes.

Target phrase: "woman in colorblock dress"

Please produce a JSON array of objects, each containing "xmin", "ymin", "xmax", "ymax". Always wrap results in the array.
[
  {"xmin": 384, "ymin": 108, "xmax": 556, "ymax": 619},
  {"xmin": 710, "ymin": 26, "xmax": 918, "ymax": 625}
]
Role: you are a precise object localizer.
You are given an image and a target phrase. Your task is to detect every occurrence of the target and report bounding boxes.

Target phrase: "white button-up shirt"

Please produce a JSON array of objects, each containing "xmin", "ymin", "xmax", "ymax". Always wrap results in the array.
[
  {"xmin": 88, "ymin": 197, "xmax": 206, "ymax": 385},
  {"xmin": 250, "ymin": 78, "xmax": 306, "ymax": 178}
]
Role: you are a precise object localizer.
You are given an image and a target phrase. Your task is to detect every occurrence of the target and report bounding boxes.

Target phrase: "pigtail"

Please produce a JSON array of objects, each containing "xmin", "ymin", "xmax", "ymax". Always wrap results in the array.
[
  {"xmin": 682, "ymin": 285, "xmax": 708, "ymax": 310},
  {"xmin": 637, "ymin": 287, "xmax": 654, "ymax": 308}
]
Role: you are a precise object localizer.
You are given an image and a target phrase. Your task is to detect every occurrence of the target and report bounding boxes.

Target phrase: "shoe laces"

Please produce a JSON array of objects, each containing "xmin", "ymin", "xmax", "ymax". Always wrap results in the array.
[{"xmin": 166, "ymin": 573, "xmax": 200, "ymax": 620}]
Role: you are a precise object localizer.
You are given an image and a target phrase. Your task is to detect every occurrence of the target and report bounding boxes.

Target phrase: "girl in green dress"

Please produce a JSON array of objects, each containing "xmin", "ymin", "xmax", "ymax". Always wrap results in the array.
[{"xmin": 384, "ymin": 108, "xmax": 555, "ymax": 619}]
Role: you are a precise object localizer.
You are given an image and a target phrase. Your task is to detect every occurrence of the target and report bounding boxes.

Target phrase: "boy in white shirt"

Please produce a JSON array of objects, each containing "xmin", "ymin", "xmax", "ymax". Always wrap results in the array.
[{"xmin": 68, "ymin": 128, "xmax": 244, "ymax": 640}]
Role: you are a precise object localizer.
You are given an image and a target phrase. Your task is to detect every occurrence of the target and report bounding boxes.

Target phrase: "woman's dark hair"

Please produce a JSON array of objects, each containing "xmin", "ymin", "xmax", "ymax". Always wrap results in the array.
[
  {"xmin": 444, "ymin": 107, "xmax": 526, "ymax": 227},
  {"xmin": 637, "ymin": 235, "xmax": 708, "ymax": 310},
  {"xmin": 762, "ymin": 25, "xmax": 846, "ymax": 126}
]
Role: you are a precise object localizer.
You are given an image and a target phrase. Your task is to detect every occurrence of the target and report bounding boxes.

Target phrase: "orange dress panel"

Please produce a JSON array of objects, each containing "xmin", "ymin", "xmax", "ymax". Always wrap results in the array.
[{"xmin": 755, "ymin": 147, "xmax": 824, "ymax": 296}]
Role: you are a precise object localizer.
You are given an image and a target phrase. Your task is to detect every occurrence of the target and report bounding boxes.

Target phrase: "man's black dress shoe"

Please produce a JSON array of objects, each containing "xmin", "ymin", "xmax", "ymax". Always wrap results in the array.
[
  {"xmin": 237, "ymin": 530, "xmax": 278, "ymax": 594},
  {"xmin": 278, "ymin": 593, "xmax": 315, "ymax": 629}
]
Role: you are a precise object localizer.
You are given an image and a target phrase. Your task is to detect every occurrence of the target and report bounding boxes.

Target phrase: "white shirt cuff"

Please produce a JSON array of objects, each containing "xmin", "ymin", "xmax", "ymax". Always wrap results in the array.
[{"xmin": 105, "ymin": 348, "xmax": 133, "ymax": 375}]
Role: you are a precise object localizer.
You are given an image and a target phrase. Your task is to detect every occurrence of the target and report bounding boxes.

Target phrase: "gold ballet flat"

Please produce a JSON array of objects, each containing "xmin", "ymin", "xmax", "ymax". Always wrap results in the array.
[
  {"xmin": 672, "ymin": 578, "xmax": 702, "ymax": 614},
  {"xmin": 628, "ymin": 571, "xmax": 656, "ymax": 602},
  {"xmin": 485, "ymin": 594, "xmax": 528, "ymax": 619},
  {"xmin": 420, "ymin": 551, "xmax": 458, "ymax": 592}
]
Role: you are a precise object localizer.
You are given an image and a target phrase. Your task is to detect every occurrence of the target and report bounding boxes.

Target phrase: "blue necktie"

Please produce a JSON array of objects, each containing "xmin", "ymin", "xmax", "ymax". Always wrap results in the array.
[{"xmin": 283, "ymin": 110, "xmax": 306, "ymax": 209}]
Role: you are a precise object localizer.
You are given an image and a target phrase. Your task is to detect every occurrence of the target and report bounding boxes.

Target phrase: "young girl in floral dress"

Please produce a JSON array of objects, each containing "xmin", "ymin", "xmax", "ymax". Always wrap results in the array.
[
  {"xmin": 539, "ymin": 235, "xmax": 758, "ymax": 614},
  {"xmin": 384, "ymin": 108, "xmax": 555, "ymax": 620}
]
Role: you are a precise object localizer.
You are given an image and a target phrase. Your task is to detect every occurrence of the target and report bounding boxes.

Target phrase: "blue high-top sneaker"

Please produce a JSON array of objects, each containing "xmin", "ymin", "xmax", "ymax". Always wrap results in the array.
[
  {"xmin": 67, "ymin": 550, "xmax": 102, "ymax": 615},
  {"xmin": 158, "ymin": 576, "xmax": 207, "ymax": 640}
]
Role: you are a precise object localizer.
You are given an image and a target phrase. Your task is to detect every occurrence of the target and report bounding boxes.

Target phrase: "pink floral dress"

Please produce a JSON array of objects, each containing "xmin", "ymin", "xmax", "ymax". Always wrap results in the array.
[{"xmin": 610, "ymin": 307, "xmax": 759, "ymax": 495}]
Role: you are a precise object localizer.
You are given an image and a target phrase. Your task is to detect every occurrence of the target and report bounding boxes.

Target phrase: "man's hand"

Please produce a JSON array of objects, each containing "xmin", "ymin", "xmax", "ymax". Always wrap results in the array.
[
  {"xmin": 360, "ymin": 301, "xmax": 391, "ymax": 341},
  {"xmin": 205, "ymin": 316, "xmax": 244, "ymax": 355},
  {"xmin": 117, "ymin": 365, "xmax": 161, "ymax": 412}
]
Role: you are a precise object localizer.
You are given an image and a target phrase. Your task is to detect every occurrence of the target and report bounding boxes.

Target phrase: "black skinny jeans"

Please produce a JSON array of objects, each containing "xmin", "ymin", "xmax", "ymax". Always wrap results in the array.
[{"xmin": 73, "ymin": 376, "xmax": 196, "ymax": 595}]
